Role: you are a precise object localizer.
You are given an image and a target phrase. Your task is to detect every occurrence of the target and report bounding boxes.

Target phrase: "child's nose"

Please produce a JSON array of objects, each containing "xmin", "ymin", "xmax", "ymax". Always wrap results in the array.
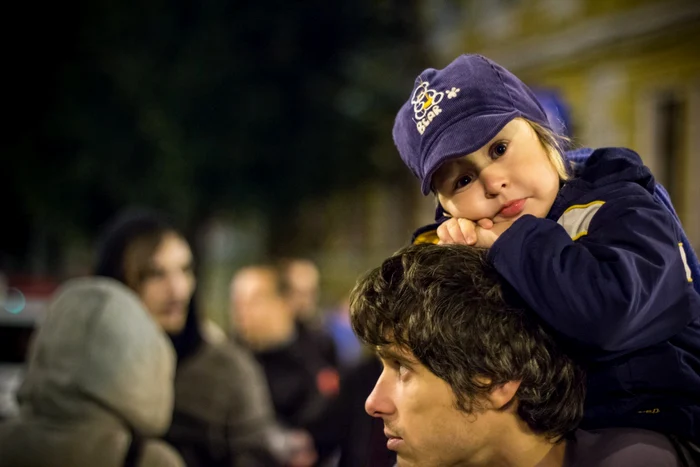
[{"xmin": 480, "ymin": 168, "xmax": 508, "ymax": 197}]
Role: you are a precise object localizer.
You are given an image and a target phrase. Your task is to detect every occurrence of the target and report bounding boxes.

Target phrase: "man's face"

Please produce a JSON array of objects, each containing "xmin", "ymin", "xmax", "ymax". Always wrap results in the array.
[
  {"xmin": 230, "ymin": 269, "xmax": 279, "ymax": 315},
  {"xmin": 229, "ymin": 268, "xmax": 293, "ymax": 346},
  {"xmin": 285, "ymin": 261, "xmax": 319, "ymax": 320},
  {"xmin": 138, "ymin": 234, "xmax": 195, "ymax": 334},
  {"xmin": 366, "ymin": 345, "xmax": 503, "ymax": 467}
]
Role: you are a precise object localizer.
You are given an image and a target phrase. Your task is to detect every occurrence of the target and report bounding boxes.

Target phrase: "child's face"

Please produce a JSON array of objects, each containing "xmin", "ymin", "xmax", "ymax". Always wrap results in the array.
[{"xmin": 432, "ymin": 118, "xmax": 560, "ymax": 224}]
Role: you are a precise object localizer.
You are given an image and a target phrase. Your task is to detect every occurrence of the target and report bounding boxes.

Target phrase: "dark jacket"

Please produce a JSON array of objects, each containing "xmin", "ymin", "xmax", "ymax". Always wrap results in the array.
[
  {"xmin": 296, "ymin": 321, "xmax": 339, "ymax": 370},
  {"xmin": 490, "ymin": 148, "xmax": 700, "ymax": 441},
  {"xmin": 414, "ymin": 148, "xmax": 700, "ymax": 441},
  {"xmin": 251, "ymin": 331, "xmax": 338, "ymax": 431},
  {"xmin": 241, "ymin": 324, "xmax": 340, "ymax": 464},
  {"xmin": 165, "ymin": 337, "xmax": 285, "ymax": 467},
  {"xmin": 311, "ymin": 355, "xmax": 396, "ymax": 467}
]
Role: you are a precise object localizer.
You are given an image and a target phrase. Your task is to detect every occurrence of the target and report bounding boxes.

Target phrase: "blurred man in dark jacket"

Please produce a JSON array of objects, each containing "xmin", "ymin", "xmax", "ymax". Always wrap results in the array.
[
  {"xmin": 230, "ymin": 265, "xmax": 339, "ymax": 462},
  {"xmin": 278, "ymin": 259, "xmax": 338, "ymax": 370}
]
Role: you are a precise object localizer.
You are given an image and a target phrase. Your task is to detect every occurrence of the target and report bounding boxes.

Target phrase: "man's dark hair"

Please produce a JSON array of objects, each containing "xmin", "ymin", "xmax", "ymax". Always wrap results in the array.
[{"xmin": 350, "ymin": 243, "xmax": 585, "ymax": 441}]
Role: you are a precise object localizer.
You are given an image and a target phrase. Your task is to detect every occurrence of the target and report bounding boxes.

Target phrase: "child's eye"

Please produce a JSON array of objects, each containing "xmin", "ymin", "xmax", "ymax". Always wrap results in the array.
[
  {"xmin": 491, "ymin": 142, "xmax": 508, "ymax": 159},
  {"xmin": 454, "ymin": 175, "xmax": 472, "ymax": 190}
]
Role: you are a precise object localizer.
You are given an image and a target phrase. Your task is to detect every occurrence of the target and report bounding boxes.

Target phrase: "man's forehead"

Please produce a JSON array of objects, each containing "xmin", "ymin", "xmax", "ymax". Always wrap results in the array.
[
  {"xmin": 375, "ymin": 344, "xmax": 418, "ymax": 363},
  {"xmin": 151, "ymin": 235, "xmax": 193, "ymax": 267}
]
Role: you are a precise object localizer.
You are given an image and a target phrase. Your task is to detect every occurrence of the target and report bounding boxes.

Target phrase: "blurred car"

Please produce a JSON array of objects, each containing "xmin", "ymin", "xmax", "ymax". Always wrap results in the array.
[{"xmin": 0, "ymin": 275, "xmax": 55, "ymax": 420}]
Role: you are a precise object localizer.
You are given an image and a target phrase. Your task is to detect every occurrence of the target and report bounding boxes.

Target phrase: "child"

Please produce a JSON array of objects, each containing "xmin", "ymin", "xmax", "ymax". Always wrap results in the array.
[{"xmin": 392, "ymin": 54, "xmax": 700, "ymax": 444}]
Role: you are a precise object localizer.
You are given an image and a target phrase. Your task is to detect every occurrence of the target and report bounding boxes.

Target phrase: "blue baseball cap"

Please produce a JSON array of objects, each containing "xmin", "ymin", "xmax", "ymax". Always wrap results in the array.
[{"xmin": 392, "ymin": 54, "xmax": 551, "ymax": 195}]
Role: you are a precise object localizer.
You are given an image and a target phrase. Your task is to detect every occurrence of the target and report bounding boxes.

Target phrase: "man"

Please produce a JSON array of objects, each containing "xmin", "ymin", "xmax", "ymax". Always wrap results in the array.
[
  {"xmin": 230, "ymin": 266, "xmax": 298, "ymax": 353},
  {"xmin": 94, "ymin": 209, "xmax": 314, "ymax": 467},
  {"xmin": 278, "ymin": 258, "xmax": 339, "ymax": 368},
  {"xmin": 350, "ymin": 243, "xmax": 685, "ymax": 467},
  {"xmin": 278, "ymin": 258, "xmax": 320, "ymax": 322},
  {"xmin": 230, "ymin": 265, "xmax": 339, "ymax": 461}
]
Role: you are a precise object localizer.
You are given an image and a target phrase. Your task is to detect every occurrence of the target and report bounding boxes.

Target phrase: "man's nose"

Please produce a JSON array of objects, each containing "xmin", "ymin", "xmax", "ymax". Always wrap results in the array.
[
  {"xmin": 365, "ymin": 371, "xmax": 394, "ymax": 418},
  {"xmin": 169, "ymin": 272, "xmax": 193, "ymax": 300}
]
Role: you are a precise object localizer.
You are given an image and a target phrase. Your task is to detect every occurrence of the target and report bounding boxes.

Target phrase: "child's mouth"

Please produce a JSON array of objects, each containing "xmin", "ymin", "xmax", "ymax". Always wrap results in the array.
[{"xmin": 498, "ymin": 199, "xmax": 526, "ymax": 218}]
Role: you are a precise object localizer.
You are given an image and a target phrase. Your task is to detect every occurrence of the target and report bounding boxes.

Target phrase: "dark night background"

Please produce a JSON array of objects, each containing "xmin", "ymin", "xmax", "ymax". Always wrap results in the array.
[{"xmin": 1, "ymin": 0, "xmax": 426, "ymax": 272}]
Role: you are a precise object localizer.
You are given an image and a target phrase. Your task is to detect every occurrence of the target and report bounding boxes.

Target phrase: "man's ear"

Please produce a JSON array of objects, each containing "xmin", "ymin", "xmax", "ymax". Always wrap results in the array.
[{"xmin": 488, "ymin": 381, "xmax": 521, "ymax": 411}]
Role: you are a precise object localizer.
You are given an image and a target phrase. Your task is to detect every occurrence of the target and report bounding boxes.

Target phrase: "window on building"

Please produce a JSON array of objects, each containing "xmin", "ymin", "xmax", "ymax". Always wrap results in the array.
[{"xmin": 655, "ymin": 91, "xmax": 687, "ymax": 214}]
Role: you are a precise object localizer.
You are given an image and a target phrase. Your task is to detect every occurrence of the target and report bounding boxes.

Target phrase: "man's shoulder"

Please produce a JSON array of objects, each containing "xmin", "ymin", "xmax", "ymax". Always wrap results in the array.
[
  {"xmin": 177, "ymin": 340, "xmax": 261, "ymax": 388},
  {"xmin": 567, "ymin": 428, "xmax": 682, "ymax": 467}
]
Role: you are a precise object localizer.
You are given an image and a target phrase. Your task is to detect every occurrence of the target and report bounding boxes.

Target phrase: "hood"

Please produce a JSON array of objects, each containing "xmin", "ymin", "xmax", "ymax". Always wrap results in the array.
[
  {"xmin": 94, "ymin": 208, "xmax": 203, "ymax": 362},
  {"xmin": 94, "ymin": 208, "xmax": 174, "ymax": 284},
  {"xmin": 569, "ymin": 147, "xmax": 655, "ymax": 195},
  {"xmin": 17, "ymin": 277, "xmax": 176, "ymax": 436}
]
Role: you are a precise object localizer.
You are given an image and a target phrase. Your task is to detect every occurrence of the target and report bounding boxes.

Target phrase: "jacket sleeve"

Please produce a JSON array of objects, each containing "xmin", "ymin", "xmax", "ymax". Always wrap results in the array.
[{"xmin": 488, "ymin": 189, "xmax": 698, "ymax": 357}]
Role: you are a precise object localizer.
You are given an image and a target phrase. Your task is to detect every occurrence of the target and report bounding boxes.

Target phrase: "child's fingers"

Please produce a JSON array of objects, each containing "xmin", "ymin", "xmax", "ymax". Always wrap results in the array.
[
  {"xmin": 438, "ymin": 218, "xmax": 468, "ymax": 244},
  {"xmin": 438, "ymin": 218, "xmax": 478, "ymax": 245},
  {"xmin": 457, "ymin": 218, "xmax": 477, "ymax": 244},
  {"xmin": 477, "ymin": 218, "xmax": 494, "ymax": 229},
  {"xmin": 446, "ymin": 218, "xmax": 468, "ymax": 244},
  {"xmin": 436, "ymin": 221, "xmax": 454, "ymax": 244}
]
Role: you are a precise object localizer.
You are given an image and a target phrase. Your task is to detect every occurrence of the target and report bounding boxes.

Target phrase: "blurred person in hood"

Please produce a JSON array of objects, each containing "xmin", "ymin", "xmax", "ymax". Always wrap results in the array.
[{"xmin": 0, "ymin": 277, "xmax": 184, "ymax": 467}]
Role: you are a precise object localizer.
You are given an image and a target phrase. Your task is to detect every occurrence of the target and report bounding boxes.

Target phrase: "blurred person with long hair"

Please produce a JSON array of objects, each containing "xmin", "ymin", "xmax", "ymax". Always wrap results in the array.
[{"xmin": 94, "ymin": 209, "xmax": 314, "ymax": 467}]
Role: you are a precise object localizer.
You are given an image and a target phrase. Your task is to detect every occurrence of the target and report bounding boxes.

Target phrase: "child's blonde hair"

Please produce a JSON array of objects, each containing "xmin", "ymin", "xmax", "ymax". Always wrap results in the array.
[{"xmin": 525, "ymin": 119, "xmax": 571, "ymax": 181}]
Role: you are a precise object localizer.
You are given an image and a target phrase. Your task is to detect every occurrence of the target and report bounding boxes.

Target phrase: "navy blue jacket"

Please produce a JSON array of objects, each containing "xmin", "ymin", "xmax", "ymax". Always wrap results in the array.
[
  {"xmin": 490, "ymin": 147, "xmax": 700, "ymax": 441},
  {"xmin": 414, "ymin": 147, "xmax": 700, "ymax": 441}
]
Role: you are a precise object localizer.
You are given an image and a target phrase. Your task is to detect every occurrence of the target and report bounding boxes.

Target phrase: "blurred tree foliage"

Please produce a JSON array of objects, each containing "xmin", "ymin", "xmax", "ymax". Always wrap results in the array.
[{"xmin": 3, "ymin": 0, "xmax": 425, "ymax": 270}]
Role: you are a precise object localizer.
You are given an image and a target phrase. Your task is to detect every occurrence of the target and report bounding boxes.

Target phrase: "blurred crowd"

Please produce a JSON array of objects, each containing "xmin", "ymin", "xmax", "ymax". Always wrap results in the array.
[{"xmin": 0, "ymin": 209, "xmax": 395, "ymax": 467}]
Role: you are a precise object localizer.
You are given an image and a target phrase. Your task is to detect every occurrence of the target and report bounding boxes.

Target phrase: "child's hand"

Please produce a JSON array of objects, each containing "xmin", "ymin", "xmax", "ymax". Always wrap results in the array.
[{"xmin": 436, "ymin": 217, "xmax": 504, "ymax": 248}]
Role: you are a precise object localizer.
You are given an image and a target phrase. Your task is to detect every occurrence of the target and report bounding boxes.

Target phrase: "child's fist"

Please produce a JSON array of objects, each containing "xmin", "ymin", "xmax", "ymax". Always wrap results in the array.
[{"xmin": 436, "ymin": 217, "xmax": 504, "ymax": 248}]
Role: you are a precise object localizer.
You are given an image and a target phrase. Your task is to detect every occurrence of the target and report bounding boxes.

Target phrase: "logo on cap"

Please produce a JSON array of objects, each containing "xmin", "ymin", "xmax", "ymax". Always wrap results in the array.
[{"xmin": 411, "ymin": 82, "xmax": 461, "ymax": 135}]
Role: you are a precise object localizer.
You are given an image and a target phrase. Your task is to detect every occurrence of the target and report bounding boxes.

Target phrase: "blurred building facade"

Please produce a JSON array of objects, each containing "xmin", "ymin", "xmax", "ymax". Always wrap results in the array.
[{"xmin": 424, "ymin": 0, "xmax": 700, "ymax": 246}]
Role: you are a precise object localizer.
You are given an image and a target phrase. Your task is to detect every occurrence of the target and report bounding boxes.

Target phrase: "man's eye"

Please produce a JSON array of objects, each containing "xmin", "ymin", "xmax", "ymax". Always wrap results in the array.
[
  {"xmin": 491, "ymin": 142, "xmax": 508, "ymax": 158},
  {"xmin": 396, "ymin": 362, "xmax": 411, "ymax": 379},
  {"xmin": 145, "ymin": 269, "xmax": 166, "ymax": 280},
  {"xmin": 388, "ymin": 359, "xmax": 405, "ymax": 372},
  {"xmin": 454, "ymin": 175, "xmax": 472, "ymax": 189}
]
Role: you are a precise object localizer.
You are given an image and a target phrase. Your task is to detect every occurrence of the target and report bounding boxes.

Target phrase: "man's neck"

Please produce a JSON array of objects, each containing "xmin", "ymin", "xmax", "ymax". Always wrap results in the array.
[{"xmin": 483, "ymin": 423, "xmax": 568, "ymax": 467}]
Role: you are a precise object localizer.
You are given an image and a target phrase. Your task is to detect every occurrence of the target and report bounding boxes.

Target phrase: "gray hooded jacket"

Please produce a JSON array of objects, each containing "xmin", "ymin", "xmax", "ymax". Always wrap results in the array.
[{"xmin": 0, "ymin": 277, "xmax": 184, "ymax": 467}]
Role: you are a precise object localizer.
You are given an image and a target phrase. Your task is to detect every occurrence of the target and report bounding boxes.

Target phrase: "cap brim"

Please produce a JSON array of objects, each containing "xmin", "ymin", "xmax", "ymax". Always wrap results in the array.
[{"xmin": 420, "ymin": 110, "xmax": 520, "ymax": 195}]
